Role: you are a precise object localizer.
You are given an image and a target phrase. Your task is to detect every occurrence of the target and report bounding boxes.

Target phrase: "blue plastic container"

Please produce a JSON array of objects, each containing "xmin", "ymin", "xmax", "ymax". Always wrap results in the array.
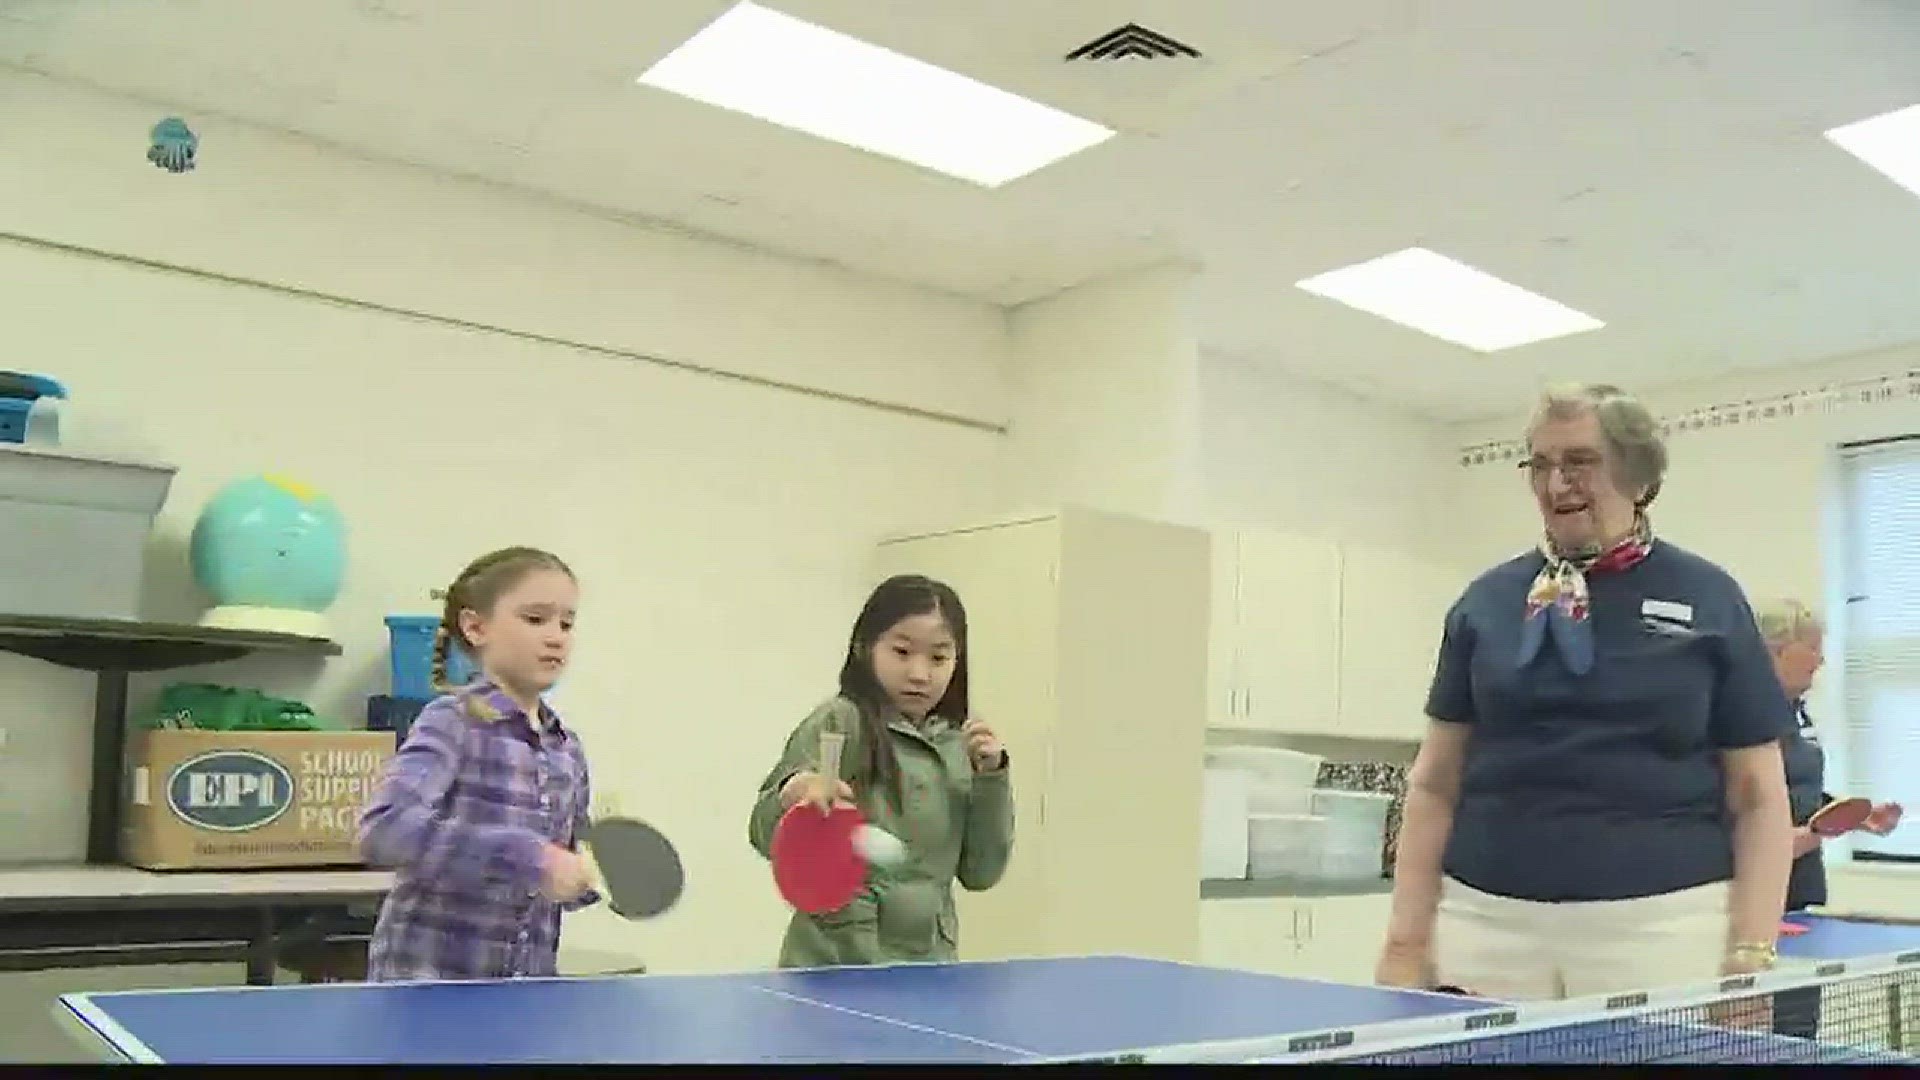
[
  {"xmin": 0, "ymin": 398, "xmax": 28, "ymax": 444},
  {"xmin": 366, "ymin": 694, "xmax": 433, "ymax": 742},
  {"xmin": 0, "ymin": 372, "xmax": 69, "ymax": 445},
  {"xmin": 385, "ymin": 615, "xmax": 476, "ymax": 698}
]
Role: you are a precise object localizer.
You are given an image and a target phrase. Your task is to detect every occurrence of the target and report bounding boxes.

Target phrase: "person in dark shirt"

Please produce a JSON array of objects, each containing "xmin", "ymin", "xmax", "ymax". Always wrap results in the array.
[
  {"xmin": 1757, "ymin": 597, "xmax": 1900, "ymax": 1038},
  {"xmin": 1761, "ymin": 600, "xmax": 1838, "ymax": 919},
  {"xmin": 1376, "ymin": 382, "xmax": 1796, "ymax": 1001}
]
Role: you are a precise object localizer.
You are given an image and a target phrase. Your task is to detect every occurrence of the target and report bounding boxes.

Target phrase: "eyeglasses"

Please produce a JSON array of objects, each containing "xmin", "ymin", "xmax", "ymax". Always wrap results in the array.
[{"xmin": 1518, "ymin": 451, "xmax": 1604, "ymax": 484}]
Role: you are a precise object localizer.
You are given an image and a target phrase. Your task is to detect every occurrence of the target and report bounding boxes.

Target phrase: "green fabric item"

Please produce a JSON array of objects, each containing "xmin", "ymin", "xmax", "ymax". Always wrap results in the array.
[{"xmin": 143, "ymin": 683, "xmax": 334, "ymax": 732}]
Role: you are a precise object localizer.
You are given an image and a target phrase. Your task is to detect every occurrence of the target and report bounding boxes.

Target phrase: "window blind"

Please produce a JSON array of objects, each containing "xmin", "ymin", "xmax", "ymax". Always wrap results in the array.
[{"xmin": 1838, "ymin": 436, "xmax": 1920, "ymax": 860}]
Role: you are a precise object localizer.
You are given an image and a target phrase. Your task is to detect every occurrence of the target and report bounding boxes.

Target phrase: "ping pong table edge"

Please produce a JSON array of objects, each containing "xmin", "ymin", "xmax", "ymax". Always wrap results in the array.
[
  {"xmin": 54, "ymin": 995, "xmax": 154, "ymax": 1064},
  {"xmin": 42, "ymin": 956, "xmax": 1488, "ymax": 1066},
  {"xmin": 56, "ymin": 941, "xmax": 1920, "ymax": 1066}
]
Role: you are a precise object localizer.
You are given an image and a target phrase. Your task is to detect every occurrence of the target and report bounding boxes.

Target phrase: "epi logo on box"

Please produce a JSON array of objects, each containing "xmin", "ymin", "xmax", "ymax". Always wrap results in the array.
[{"xmin": 166, "ymin": 750, "xmax": 294, "ymax": 832}]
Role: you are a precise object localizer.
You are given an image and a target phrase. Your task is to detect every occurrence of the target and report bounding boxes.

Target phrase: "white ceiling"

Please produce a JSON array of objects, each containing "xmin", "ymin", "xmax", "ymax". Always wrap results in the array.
[{"xmin": 9, "ymin": 0, "xmax": 1920, "ymax": 421}]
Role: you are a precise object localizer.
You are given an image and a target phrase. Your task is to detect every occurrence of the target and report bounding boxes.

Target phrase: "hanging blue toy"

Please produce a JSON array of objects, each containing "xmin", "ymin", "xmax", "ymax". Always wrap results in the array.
[{"xmin": 148, "ymin": 117, "xmax": 198, "ymax": 173}]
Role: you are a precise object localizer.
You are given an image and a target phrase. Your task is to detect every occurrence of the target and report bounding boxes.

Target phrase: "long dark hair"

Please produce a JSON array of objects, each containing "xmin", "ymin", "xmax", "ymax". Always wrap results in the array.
[{"xmin": 837, "ymin": 574, "xmax": 970, "ymax": 808}]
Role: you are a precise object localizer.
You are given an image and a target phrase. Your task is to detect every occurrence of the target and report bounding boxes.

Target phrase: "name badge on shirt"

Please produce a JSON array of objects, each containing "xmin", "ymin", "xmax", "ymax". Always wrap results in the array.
[{"xmin": 1641, "ymin": 598, "xmax": 1695, "ymax": 637}]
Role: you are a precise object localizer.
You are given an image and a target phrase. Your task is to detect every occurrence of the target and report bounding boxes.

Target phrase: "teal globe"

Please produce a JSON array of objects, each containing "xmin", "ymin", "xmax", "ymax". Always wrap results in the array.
[{"xmin": 190, "ymin": 473, "xmax": 346, "ymax": 637}]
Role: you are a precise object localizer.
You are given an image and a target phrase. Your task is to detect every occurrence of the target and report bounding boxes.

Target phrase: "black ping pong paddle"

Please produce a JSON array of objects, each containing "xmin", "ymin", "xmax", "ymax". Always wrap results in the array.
[{"xmin": 581, "ymin": 817, "xmax": 685, "ymax": 920}]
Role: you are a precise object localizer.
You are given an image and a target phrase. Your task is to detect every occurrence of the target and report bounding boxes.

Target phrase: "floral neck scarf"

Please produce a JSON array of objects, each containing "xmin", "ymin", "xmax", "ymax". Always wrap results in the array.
[{"xmin": 1518, "ymin": 513, "xmax": 1654, "ymax": 674}]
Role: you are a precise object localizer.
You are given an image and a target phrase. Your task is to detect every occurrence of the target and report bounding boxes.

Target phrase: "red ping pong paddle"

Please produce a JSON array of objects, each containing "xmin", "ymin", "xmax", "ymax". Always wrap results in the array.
[
  {"xmin": 1810, "ymin": 796, "xmax": 1874, "ymax": 837},
  {"xmin": 1778, "ymin": 921, "xmax": 1810, "ymax": 937},
  {"xmin": 770, "ymin": 731, "xmax": 870, "ymax": 914}
]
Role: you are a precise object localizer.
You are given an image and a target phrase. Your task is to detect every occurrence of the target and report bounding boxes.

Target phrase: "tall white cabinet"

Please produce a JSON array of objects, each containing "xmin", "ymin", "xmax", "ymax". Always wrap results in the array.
[{"xmin": 874, "ymin": 507, "xmax": 1211, "ymax": 964}]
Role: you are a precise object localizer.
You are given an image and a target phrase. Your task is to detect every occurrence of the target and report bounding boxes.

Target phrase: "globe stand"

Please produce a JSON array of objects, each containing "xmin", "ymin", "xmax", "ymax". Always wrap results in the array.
[{"xmin": 198, "ymin": 604, "xmax": 332, "ymax": 640}]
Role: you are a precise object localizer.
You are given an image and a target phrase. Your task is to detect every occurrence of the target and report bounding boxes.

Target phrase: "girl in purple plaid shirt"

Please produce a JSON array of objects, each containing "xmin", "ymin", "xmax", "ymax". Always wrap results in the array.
[{"xmin": 358, "ymin": 546, "xmax": 602, "ymax": 981}]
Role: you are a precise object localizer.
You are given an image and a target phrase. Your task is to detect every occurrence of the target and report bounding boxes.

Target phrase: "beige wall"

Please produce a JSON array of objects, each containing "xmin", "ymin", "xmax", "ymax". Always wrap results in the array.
[{"xmin": 0, "ymin": 72, "xmax": 1013, "ymax": 979}]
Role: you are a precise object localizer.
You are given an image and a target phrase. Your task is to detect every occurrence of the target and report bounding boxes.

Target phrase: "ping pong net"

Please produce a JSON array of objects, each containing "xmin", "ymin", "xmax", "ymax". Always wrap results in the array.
[{"xmin": 1091, "ymin": 947, "xmax": 1920, "ymax": 1064}]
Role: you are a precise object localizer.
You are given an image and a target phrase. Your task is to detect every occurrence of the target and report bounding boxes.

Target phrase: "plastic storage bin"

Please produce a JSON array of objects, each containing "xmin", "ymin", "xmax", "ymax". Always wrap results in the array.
[
  {"xmin": 1200, "ymin": 768, "xmax": 1253, "ymax": 880},
  {"xmin": 367, "ymin": 694, "xmax": 433, "ymax": 742},
  {"xmin": 0, "ymin": 371, "xmax": 66, "ymax": 446},
  {"xmin": 1247, "ymin": 813, "xmax": 1328, "ymax": 879},
  {"xmin": 1310, "ymin": 790, "xmax": 1395, "ymax": 882},
  {"xmin": 0, "ymin": 445, "xmax": 175, "ymax": 620},
  {"xmin": 0, "ymin": 399, "xmax": 28, "ymax": 444},
  {"xmin": 384, "ymin": 614, "xmax": 475, "ymax": 699},
  {"xmin": 1205, "ymin": 745, "xmax": 1325, "ymax": 789}
]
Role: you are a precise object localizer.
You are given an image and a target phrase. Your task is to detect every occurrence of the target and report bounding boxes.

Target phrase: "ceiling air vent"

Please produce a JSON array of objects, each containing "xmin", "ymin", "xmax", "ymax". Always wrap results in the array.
[{"xmin": 1064, "ymin": 24, "xmax": 1200, "ymax": 61}]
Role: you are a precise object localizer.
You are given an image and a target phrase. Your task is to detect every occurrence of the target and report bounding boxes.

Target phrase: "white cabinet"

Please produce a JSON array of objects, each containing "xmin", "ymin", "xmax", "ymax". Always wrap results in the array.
[
  {"xmin": 1210, "ymin": 530, "xmax": 1343, "ymax": 734},
  {"xmin": 1209, "ymin": 529, "xmax": 1465, "ymax": 740},
  {"xmin": 1293, "ymin": 893, "xmax": 1395, "ymax": 984},
  {"xmin": 1335, "ymin": 543, "xmax": 1465, "ymax": 740},
  {"xmin": 875, "ymin": 507, "xmax": 1211, "ymax": 963},
  {"xmin": 1199, "ymin": 896, "xmax": 1310, "ymax": 975},
  {"xmin": 1198, "ymin": 894, "xmax": 1394, "ymax": 984}
]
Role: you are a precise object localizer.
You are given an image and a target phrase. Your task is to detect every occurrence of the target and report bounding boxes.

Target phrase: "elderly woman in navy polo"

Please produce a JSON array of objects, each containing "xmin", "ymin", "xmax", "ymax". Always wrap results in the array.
[{"xmin": 1376, "ymin": 383, "xmax": 1797, "ymax": 1001}]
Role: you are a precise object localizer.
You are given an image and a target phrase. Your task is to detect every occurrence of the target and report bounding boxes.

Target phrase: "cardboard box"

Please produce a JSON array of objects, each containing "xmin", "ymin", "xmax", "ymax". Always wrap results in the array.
[{"xmin": 121, "ymin": 729, "xmax": 397, "ymax": 870}]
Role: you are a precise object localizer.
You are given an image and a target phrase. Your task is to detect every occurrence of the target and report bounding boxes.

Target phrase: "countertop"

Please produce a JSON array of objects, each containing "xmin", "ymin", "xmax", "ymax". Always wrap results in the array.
[{"xmin": 1201, "ymin": 875, "xmax": 1392, "ymax": 900}]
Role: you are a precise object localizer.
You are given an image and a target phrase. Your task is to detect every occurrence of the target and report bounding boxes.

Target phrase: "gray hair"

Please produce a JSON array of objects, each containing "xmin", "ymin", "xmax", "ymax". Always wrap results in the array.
[
  {"xmin": 1527, "ymin": 382, "xmax": 1668, "ymax": 507},
  {"xmin": 1755, "ymin": 598, "xmax": 1823, "ymax": 648}
]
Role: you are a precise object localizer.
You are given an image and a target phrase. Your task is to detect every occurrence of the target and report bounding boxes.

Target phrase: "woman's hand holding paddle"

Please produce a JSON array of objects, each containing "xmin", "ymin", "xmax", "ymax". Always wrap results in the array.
[
  {"xmin": 1864, "ymin": 802, "xmax": 1904, "ymax": 836},
  {"xmin": 1791, "ymin": 825, "xmax": 1822, "ymax": 858}
]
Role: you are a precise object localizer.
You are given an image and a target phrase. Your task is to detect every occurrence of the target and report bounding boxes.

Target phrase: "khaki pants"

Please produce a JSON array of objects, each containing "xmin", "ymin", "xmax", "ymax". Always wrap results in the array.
[{"xmin": 1434, "ymin": 876, "xmax": 1730, "ymax": 1001}]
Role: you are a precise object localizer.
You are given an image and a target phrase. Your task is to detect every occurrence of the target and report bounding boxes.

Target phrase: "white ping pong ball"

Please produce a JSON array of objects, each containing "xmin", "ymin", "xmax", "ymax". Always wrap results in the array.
[{"xmin": 856, "ymin": 826, "xmax": 908, "ymax": 867}]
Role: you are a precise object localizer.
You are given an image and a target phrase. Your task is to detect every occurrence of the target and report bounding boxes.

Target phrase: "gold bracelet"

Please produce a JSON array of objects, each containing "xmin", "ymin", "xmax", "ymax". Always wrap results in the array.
[{"xmin": 1726, "ymin": 942, "xmax": 1778, "ymax": 968}]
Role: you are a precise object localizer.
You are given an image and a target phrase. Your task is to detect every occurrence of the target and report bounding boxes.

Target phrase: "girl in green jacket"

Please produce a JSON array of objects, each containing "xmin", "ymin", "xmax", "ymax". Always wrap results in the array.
[{"xmin": 748, "ymin": 574, "xmax": 1015, "ymax": 968}]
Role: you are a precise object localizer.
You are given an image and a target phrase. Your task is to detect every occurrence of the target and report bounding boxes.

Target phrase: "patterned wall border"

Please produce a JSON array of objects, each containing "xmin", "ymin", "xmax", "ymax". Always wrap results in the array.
[{"xmin": 1457, "ymin": 370, "xmax": 1920, "ymax": 468}]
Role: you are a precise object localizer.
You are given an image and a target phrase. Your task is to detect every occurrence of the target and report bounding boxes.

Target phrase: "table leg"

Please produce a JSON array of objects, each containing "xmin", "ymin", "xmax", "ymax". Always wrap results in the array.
[
  {"xmin": 85, "ymin": 669, "xmax": 131, "ymax": 865},
  {"xmin": 247, "ymin": 908, "xmax": 276, "ymax": 986}
]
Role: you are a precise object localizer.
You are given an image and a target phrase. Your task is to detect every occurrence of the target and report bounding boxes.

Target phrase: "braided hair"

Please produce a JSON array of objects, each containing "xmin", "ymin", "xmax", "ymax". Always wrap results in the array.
[{"xmin": 430, "ymin": 546, "xmax": 574, "ymax": 694}]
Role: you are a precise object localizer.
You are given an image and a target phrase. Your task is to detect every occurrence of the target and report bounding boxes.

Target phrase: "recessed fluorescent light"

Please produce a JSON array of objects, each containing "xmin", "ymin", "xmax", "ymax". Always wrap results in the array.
[
  {"xmin": 637, "ymin": 1, "xmax": 1115, "ymax": 188},
  {"xmin": 1295, "ymin": 247, "xmax": 1604, "ymax": 352},
  {"xmin": 1826, "ymin": 103, "xmax": 1920, "ymax": 198}
]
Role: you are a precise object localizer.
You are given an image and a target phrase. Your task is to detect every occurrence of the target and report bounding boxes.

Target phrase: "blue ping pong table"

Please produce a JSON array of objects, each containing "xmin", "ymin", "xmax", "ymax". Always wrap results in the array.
[
  {"xmin": 1780, "ymin": 912, "xmax": 1920, "ymax": 963},
  {"xmin": 57, "ymin": 957, "xmax": 1489, "ymax": 1063},
  {"xmin": 52, "ymin": 942, "xmax": 1919, "ymax": 1064}
]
